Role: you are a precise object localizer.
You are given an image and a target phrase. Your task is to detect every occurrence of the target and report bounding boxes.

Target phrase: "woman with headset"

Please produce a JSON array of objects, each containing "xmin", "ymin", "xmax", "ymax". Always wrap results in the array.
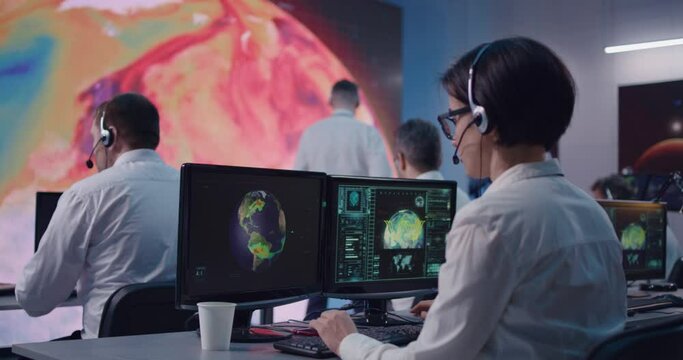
[{"xmin": 310, "ymin": 37, "xmax": 626, "ymax": 359}]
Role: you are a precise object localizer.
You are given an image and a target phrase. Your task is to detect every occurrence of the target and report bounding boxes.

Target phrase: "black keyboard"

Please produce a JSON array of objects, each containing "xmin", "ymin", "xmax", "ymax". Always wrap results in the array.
[
  {"xmin": 627, "ymin": 294, "xmax": 683, "ymax": 316},
  {"xmin": 626, "ymin": 313, "xmax": 683, "ymax": 330},
  {"xmin": 274, "ymin": 324, "xmax": 422, "ymax": 358}
]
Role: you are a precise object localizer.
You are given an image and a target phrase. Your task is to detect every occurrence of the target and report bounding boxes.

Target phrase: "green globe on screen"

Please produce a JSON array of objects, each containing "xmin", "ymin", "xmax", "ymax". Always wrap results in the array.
[
  {"xmin": 383, "ymin": 209, "xmax": 425, "ymax": 249},
  {"xmin": 234, "ymin": 191, "xmax": 286, "ymax": 272}
]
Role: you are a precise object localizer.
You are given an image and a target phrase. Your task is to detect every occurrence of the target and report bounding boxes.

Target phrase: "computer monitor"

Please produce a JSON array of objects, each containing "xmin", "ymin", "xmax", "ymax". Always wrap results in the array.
[
  {"xmin": 35, "ymin": 192, "xmax": 63, "ymax": 252},
  {"xmin": 324, "ymin": 176, "xmax": 457, "ymax": 325},
  {"xmin": 623, "ymin": 174, "xmax": 682, "ymax": 211},
  {"xmin": 177, "ymin": 164, "xmax": 326, "ymax": 341},
  {"xmin": 597, "ymin": 200, "xmax": 667, "ymax": 281}
]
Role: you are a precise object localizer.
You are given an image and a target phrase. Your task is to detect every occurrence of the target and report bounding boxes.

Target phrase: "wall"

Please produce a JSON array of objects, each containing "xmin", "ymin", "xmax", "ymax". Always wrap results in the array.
[{"xmin": 385, "ymin": 0, "xmax": 683, "ymax": 240}]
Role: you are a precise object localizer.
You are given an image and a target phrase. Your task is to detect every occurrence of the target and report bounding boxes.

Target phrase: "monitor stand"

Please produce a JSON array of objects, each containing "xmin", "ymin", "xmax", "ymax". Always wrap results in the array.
[
  {"xmin": 352, "ymin": 299, "xmax": 416, "ymax": 327},
  {"xmin": 230, "ymin": 310, "xmax": 292, "ymax": 343}
]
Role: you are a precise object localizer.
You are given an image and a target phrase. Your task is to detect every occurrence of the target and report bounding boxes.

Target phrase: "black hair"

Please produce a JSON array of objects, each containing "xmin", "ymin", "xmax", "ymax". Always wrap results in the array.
[
  {"xmin": 441, "ymin": 37, "xmax": 575, "ymax": 150},
  {"xmin": 591, "ymin": 175, "xmax": 637, "ymax": 200},
  {"xmin": 331, "ymin": 79, "xmax": 359, "ymax": 106},
  {"xmin": 395, "ymin": 118, "xmax": 442, "ymax": 173},
  {"xmin": 96, "ymin": 93, "xmax": 160, "ymax": 150}
]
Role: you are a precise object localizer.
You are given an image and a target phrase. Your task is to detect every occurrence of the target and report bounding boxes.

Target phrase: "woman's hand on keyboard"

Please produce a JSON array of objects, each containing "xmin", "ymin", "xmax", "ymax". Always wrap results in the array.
[
  {"xmin": 309, "ymin": 310, "xmax": 358, "ymax": 356},
  {"xmin": 410, "ymin": 300, "xmax": 434, "ymax": 320}
]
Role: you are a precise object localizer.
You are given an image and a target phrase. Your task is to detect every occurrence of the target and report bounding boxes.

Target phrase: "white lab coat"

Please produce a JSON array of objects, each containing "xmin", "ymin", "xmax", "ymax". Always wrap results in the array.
[{"xmin": 294, "ymin": 109, "xmax": 392, "ymax": 177}]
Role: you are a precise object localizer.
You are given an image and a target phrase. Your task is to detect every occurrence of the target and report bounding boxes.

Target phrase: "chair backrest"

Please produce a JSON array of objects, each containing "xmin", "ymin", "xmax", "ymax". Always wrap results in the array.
[
  {"xmin": 587, "ymin": 315, "xmax": 683, "ymax": 360},
  {"xmin": 668, "ymin": 257, "xmax": 683, "ymax": 287},
  {"xmin": 98, "ymin": 281, "xmax": 196, "ymax": 338}
]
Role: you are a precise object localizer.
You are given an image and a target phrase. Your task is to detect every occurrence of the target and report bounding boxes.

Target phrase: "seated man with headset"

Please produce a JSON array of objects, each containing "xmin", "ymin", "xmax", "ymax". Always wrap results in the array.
[
  {"xmin": 16, "ymin": 93, "xmax": 179, "ymax": 339},
  {"xmin": 311, "ymin": 37, "xmax": 626, "ymax": 359}
]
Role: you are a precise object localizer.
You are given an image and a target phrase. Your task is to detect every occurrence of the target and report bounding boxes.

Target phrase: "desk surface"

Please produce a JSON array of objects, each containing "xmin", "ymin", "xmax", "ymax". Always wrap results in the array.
[
  {"xmin": 13, "ymin": 288, "xmax": 683, "ymax": 360},
  {"xmin": 14, "ymin": 312, "xmax": 683, "ymax": 360},
  {"xmin": 14, "ymin": 331, "xmax": 300, "ymax": 360}
]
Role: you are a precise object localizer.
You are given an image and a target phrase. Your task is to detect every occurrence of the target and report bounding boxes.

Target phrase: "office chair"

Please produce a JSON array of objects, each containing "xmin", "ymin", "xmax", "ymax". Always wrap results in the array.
[
  {"xmin": 668, "ymin": 257, "xmax": 683, "ymax": 288},
  {"xmin": 587, "ymin": 315, "xmax": 683, "ymax": 360},
  {"xmin": 98, "ymin": 281, "xmax": 197, "ymax": 338}
]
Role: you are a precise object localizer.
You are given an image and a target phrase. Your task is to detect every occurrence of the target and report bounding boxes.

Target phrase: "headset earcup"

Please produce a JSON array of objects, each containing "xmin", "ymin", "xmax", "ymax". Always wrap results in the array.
[
  {"xmin": 102, "ymin": 128, "xmax": 114, "ymax": 148},
  {"xmin": 473, "ymin": 106, "xmax": 490, "ymax": 134},
  {"xmin": 107, "ymin": 128, "xmax": 114, "ymax": 147}
]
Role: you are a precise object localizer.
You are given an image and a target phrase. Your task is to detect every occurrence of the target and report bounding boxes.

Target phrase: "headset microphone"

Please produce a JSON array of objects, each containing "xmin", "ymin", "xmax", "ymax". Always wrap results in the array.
[
  {"xmin": 451, "ymin": 118, "xmax": 478, "ymax": 165},
  {"xmin": 85, "ymin": 137, "xmax": 103, "ymax": 169}
]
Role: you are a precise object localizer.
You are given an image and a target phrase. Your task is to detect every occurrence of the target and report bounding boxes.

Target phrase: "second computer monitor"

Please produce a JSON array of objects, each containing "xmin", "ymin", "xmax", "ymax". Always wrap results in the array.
[
  {"xmin": 597, "ymin": 200, "xmax": 667, "ymax": 281},
  {"xmin": 324, "ymin": 176, "xmax": 457, "ymax": 299},
  {"xmin": 177, "ymin": 164, "xmax": 326, "ymax": 310}
]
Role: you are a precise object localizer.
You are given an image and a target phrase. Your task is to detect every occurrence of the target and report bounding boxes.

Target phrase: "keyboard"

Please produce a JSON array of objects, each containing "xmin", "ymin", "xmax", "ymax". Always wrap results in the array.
[
  {"xmin": 274, "ymin": 324, "xmax": 422, "ymax": 358},
  {"xmin": 627, "ymin": 294, "xmax": 683, "ymax": 316},
  {"xmin": 626, "ymin": 313, "xmax": 683, "ymax": 330}
]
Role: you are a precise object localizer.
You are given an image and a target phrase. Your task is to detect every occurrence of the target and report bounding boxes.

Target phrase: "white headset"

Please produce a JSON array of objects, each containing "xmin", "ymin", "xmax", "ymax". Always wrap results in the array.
[
  {"xmin": 99, "ymin": 109, "xmax": 113, "ymax": 147},
  {"xmin": 467, "ymin": 43, "xmax": 492, "ymax": 134}
]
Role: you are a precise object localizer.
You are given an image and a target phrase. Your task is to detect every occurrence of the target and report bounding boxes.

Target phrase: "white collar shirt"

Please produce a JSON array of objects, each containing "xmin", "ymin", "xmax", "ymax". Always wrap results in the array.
[
  {"xmin": 16, "ymin": 149, "xmax": 180, "ymax": 338},
  {"xmin": 340, "ymin": 159, "xmax": 626, "ymax": 360},
  {"xmin": 293, "ymin": 109, "xmax": 392, "ymax": 177}
]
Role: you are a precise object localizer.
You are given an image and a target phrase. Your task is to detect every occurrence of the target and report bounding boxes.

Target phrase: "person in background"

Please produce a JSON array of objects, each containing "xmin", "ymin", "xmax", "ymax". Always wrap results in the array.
[
  {"xmin": 310, "ymin": 37, "xmax": 626, "ymax": 360},
  {"xmin": 296, "ymin": 80, "xmax": 392, "ymax": 318},
  {"xmin": 394, "ymin": 118, "xmax": 470, "ymax": 210},
  {"xmin": 16, "ymin": 93, "xmax": 179, "ymax": 339},
  {"xmin": 294, "ymin": 79, "xmax": 392, "ymax": 177},
  {"xmin": 592, "ymin": 173, "xmax": 682, "ymax": 277},
  {"xmin": 591, "ymin": 174, "xmax": 637, "ymax": 201}
]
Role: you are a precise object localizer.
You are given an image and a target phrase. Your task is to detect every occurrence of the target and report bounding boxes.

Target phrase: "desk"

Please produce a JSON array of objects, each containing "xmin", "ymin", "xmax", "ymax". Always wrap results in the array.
[
  {"xmin": 13, "ymin": 290, "xmax": 683, "ymax": 360},
  {"xmin": 0, "ymin": 294, "xmax": 79, "ymax": 311},
  {"xmin": 13, "ymin": 331, "xmax": 296, "ymax": 360},
  {"xmin": 15, "ymin": 314, "xmax": 683, "ymax": 360}
]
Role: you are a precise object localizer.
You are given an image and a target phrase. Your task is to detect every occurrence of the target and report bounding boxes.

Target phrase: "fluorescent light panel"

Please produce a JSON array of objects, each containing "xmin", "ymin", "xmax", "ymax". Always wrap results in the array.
[{"xmin": 605, "ymin": 37, "xmax": 683, "ymax": 54}]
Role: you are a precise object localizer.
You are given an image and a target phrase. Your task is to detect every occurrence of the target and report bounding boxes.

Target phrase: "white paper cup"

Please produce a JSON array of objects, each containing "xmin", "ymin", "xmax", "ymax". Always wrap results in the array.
[{"xmin": 198, "ymin": 302, "xmax": 237, "ymax": 351}]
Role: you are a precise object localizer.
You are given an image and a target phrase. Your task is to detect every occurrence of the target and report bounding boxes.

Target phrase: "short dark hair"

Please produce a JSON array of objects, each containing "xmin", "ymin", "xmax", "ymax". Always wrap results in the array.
[
  {"xmin": 395, "ymin": 118, "xmax": 442, "ymax": 172},
  {"xmin": 441, "ymin": 37, "xmax": 575, "ymax": 150},
  {"xmin": 96, "ymin": 93, "xmax": 160, "ymax": 149},
  {"xmin": 591, "ymin": 174, "xmax": 637, "ymax": 200},
  {"xmin": 331, "ymin": 79, "xmax": 359, "ymax": 106}
]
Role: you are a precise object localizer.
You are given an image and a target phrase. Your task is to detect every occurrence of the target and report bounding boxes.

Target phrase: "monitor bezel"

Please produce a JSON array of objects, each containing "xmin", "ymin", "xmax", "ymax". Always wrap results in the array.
[
  {"xmin": 323, "ymin": 175, "xmax": 457, "ymax": 299},
  {"xmin": 176, "ymin": 163, "xmax": 327, "ymax": 311},
  {"xmin": 597, "ymin": 199, "xmax": 668, "ymax": 281},
  {"xmin": 35, "ymin": 191, "xmax": 63, "ymax": 252}
]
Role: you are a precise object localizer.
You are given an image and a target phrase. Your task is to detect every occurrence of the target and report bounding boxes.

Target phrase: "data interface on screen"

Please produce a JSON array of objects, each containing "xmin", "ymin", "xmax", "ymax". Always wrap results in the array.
[{"xmin": 334, "ymin": 184, "xmax": 453, "ymax": 284}]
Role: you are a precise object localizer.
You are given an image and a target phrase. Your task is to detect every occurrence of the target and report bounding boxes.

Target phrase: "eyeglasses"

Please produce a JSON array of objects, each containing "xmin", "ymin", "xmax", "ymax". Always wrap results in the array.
[{"xmin": 436, "ymin": 106, "xmax": 471, "ymax": 140}]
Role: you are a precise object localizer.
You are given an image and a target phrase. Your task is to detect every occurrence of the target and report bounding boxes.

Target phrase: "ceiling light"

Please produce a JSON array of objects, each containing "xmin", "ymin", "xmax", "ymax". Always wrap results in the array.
[{"xmin": 604, "ymin": 38, "xmax": 683, "ymax": 54}]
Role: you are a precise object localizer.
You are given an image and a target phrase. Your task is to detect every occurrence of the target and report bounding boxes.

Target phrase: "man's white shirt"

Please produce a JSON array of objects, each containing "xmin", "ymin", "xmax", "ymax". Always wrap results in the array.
[
  {"xmin": 16, "ymin": 149, "xmax": 179, "ymax": 338},
  {"xmin": 294, "ymin": 109, "xmax": 392, "ymax": 177},
  {"xmin": 340, "ymin": 160, "xmax": 626, "ymax": 360}
]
